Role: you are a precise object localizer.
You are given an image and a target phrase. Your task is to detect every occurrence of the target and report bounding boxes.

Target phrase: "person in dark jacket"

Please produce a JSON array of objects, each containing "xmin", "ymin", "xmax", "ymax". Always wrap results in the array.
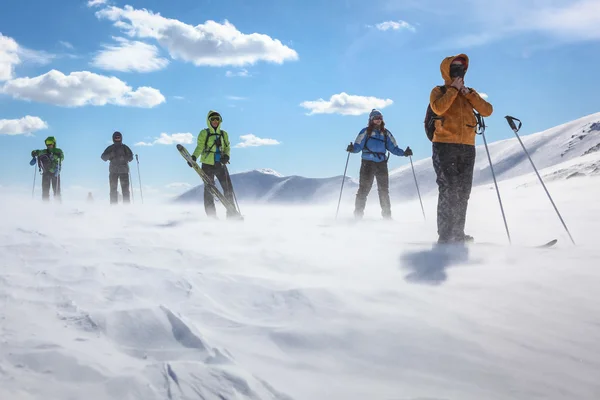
[
  {"xmin": 346, "ymin": 109, "xmax": 413, "ymax": 219},
  {"xmin": 101, "ymin": 131, "xmax": 134, "ymax": 204}
]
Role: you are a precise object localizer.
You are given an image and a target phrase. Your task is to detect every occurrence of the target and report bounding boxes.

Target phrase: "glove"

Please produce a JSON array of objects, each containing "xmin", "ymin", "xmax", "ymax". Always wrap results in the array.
[
  {"xmin": 31, "ymin": 150, "xmax": 37, "ymax": 157},
  {"xmin": 403, "ymin": 146, "xmax": 413, "ymax": 157},
  {"xmin": 187, "ymin": 155, "xmax": 197, "ymax": 168},
  {"xmin": 221, "ymin": 154, "xmax": 230, "ymax": 164},
  {"xmin": 346, "ymin": 142, "xmax": 354, "ymax": 152}
]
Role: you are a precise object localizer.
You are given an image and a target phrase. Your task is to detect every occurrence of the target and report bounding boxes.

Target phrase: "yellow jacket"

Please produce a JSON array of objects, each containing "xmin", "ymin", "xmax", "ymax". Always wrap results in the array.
[{"xmin": 430, "ymin": 53, "xmax": 493, "ymax": 145}]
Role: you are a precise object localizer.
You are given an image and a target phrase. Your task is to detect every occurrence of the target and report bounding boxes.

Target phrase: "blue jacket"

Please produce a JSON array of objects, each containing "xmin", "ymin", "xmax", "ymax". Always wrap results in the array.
[{"xmin": 351, "ymin": 128, "xmax": 405, "ymax": 162}]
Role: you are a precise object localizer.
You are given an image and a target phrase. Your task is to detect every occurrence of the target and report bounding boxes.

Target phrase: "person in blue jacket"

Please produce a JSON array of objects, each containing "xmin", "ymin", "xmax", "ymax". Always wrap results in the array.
[{"xmin": 346, "ymin": 109, "xmax": 412, "ymax": 219}]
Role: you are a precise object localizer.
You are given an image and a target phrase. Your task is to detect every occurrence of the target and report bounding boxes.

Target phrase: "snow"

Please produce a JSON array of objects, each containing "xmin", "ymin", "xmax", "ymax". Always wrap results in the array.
[
  {"xmin": 2, "ymin": 164, "xmax": 600, "ymax": 399},
  {"xmin": 2, "ymin": 113, "xmax": 600, "ymax": 399}
]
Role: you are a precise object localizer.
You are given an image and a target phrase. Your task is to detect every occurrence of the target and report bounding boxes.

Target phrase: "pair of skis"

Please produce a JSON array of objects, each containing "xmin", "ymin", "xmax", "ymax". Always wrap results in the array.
[{"xmin": 176, "ymin": 144, "xmax": 243, "ymax": 220}]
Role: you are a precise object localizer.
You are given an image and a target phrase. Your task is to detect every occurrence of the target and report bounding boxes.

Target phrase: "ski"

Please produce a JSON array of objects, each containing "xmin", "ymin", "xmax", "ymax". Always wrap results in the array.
[
  {"xmin": 176, "ymin": 144, "xmax": 242, "ymax": 219},
  {"xmin": 408, "ymin": 239, "xmax": 558, "ymax": 249},
  {"xmin": 463, "ymin": 239, "xmax": 558, "ymax": 249}
]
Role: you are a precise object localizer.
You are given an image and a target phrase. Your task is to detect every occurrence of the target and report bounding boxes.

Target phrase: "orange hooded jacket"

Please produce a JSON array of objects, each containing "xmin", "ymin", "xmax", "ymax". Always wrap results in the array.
[{"xmin": 430, "ymin": 53, "xmax": 493, "ymax": 146}]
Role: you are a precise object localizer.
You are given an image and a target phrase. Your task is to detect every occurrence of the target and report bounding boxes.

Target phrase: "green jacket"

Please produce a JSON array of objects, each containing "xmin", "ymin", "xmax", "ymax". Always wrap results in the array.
[
  {"xmin": 32, "ymin": 148, "xmax": 64, "ymax": 174},
  {"xmin": 192, "ymin": 110, "xmax": 230, "ymax": 165}
]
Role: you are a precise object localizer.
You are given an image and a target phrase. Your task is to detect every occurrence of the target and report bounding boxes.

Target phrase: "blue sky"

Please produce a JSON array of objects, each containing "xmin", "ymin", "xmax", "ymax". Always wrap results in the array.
[{"xmin": 1, "ymin": 0, "xmax": 599, "ymax": 201}]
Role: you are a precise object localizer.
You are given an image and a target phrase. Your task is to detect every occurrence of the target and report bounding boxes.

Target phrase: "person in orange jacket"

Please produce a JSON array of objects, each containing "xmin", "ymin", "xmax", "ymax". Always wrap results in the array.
[{"xmin": 429, "ymin": 53, "xmax": 493, "ymax": 244}]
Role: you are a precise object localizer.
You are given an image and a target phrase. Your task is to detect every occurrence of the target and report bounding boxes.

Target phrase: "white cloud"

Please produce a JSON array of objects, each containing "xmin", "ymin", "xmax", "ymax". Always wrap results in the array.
[
  {"xmin": 2, "ymin": 69, "xmax": 165, "ymax": 108},
  {"xmin": 226, "ymin": 95, "xmax": 246, "ymax": 101},
  {"xmin": 300, "ymin": 92, "xmax": 393, "ymax": 116},
  {"xmin": 166, "ymin": 182, "xmax": 192, "ymax": 189},
  {"xmin": 173, "ymin": 95, "xmax": 185, "ymax": 100},
  {"xmin": 226, "ymin": 69, "xmax": 250, "ymax": 77},
  {"xmin": 87, "ymin": 0, "xmax": 107, "ymax": 7},
  {"xmin": 375, "ymin": 20, "xmax": 416, "ymax": 32},
  {"xmin": 91, "ymin": 37, "xmax": 169, "ymax": 72},
  {"xmin": 0, "ymin": 33, "xmax": 54, "ymax": 81},
  {"xmin": 0, "ymin": 34, "xmax": 20, "ymax": 81},
  {"xmin": 479, "ymin": 92, "xmax": 488, "ymax": 99},
  {"xmin": 95, "ymin": 5, "xmax": 298, "ymax": 67},
  {"xmin": 234, "ymin": 134, "xmax": 280, "ymax": 148},
  {"xmin": 134, "ymin": 132, "xmax": 193, "ymax": 146},
  {"xmin": 59, "ymin": 41, "xmax": 74, "ymax": 49},
  {"xmin": 0, "ymin": 116, "xmax": 48, "ymax": 136}
]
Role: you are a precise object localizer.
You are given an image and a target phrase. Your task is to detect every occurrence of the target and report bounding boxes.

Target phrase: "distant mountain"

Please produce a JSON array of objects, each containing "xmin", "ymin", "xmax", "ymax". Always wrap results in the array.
[{"xmin": 174, "ymin": 112, "xmax": 600, "ymax": 204}]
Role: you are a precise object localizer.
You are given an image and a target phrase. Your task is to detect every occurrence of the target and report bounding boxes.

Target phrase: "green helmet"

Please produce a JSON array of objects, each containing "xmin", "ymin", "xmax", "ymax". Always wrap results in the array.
[{"xmin": 45, "ymin": 136, "xmax": 56, "ymax": 146}]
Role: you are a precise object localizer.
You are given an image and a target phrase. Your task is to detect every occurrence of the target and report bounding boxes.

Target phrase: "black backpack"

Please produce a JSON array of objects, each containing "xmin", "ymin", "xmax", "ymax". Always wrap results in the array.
[{"xmin": 424, "ymin": 85, "xmax": 447, "ymax": 141}]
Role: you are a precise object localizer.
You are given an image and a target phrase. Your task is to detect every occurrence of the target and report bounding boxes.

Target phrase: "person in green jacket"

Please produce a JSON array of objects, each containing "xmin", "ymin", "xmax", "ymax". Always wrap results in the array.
[
  {"xmin": 190, "ymin": 110, "xmax": 235, "ymax": 218},
  {"xmin": 31, "ymin": 136, "xmax": 64, "ymax": 201}
]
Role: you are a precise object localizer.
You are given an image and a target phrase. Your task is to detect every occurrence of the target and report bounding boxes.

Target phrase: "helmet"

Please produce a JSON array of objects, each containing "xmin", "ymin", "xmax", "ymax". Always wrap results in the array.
[{"xmin": 45, "ymin": 136, "xmax": 56, "ymax": 146}]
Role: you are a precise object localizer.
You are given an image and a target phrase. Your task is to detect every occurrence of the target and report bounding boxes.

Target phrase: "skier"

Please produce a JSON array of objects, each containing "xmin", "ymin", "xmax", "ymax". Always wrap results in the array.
[
  {"xmin": 189, "ymin": 110, "xmax": 236, "ymax": 219},
  {"xmin": 346, "ymin": 109, "xmax": 413, "ymax": 219},
  {"xmin": 429, "ymin": 53, "xmax": 493, "ymax": 243},
  {"xmin": 101, "ymin": 131, "xmax": 134, "ymax": 204},
  {"xmin": 31, "ymin": 136, "xmax": 64, "ymax": 202}
]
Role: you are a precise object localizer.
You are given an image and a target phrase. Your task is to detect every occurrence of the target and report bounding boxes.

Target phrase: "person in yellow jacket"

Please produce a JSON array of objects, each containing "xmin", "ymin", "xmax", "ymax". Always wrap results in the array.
[
  {"xmin": 429, "ymin": 53, "xmax": 493, "ymax": 244},
  {"xmin": 190, "ymin": 110, "xmax": 235, "ymax": 218}
]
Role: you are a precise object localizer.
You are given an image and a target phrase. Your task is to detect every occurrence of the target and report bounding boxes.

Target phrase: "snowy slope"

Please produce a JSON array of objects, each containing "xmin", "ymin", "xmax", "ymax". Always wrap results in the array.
[
  {"xmin": 175, "ymin": 112, "xmax": 600, "ymax": 204},
  {"xmin": 2, "ymin": 164, "xmax": 600, "ymax": 399}
]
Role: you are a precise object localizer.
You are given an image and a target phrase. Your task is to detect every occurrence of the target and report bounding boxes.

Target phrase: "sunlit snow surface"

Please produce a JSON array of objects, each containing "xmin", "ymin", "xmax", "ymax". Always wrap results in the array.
[{"xmin": 1, "ymin": 170, "xmax": 600, "ymax": 400}]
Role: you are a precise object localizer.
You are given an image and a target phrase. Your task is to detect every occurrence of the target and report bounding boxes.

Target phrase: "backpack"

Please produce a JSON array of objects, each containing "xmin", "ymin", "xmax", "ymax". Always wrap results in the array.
[
  {"xmin": 203, "ymin": 129, "xmax": 223, "ymax": 155},
  {"xmin": 424, "ymin": 85, "xmax": 447, "ymax": 141}
]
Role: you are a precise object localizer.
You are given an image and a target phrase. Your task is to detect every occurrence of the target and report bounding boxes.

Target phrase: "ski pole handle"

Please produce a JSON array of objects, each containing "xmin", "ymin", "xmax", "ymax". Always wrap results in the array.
[{"xmin": 505, "ymin": 116, "xmax": 522, "ymax": 133}]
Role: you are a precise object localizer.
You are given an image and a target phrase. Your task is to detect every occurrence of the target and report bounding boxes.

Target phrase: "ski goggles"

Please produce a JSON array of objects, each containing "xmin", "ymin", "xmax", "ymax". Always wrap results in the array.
[{"xmin": 209, "ymin": 116, "xmax": 222, "ymax": 122}]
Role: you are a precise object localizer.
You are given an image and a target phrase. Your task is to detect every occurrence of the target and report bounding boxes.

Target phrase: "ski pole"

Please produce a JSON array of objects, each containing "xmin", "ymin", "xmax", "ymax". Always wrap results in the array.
[
  {"xmin": 31, "ymin": 158, "xmax": 37, "ymax": 198},
  {"xmin": 129, "ymin": 171, "xmax": 135, "ymax": 204},
  {"xmin": 335, "ymin": 150, "xmax": 351, "ymax": 219},
  {"xmin": 476, "ymin": 112, "xmax": 511, "ymax": 244},
  {"xmin": 224, "ymin": 164, "xmax": 242, "ymax": 214},
  {"xmin": 408, "ymin": 155, "xmax": 426, "ymax": 221},
  {"xmin": 135, "ymin": 154, "xmax": 144, "ymax": 204},
  {"xmin": 505, "ymin": 115, "xmax": 575, "ymax": 245}
]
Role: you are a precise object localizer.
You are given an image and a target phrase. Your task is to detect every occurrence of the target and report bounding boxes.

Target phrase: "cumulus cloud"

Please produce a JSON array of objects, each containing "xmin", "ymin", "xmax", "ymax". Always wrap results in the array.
[
  {"xmin": 375, "ymin": 20, "xmax": 416, "ymax": 32},
  {"xmin": 2, "ymin": 69, "xmax": 165, "ymax": 108},
  {"xmin": 0, "ymin": 34, "xmax": 20, "ymax": 81},
  {"xmin": 300, "ymin": 92, "xmax": 393, "ymax": 116},
  {"xmin": 1, "ymin": 33, "xmax": 54, "ymax": 81},
  {"xmin": 95, "ymin": 5, "xmax": 298, "ymax": 67},
  {"xmin": 0, "ymin": 116, "xmax": 48, "ymax": 135},
  {"xmin": 87, "ymin": 0, "xmax": 108, "ymax": 7},
  {"xmin": 234, "ymin": 134, "xmax": 281, "ymax": 148},
  {"xmin": 135, "ymin": 132, "xmax": 193, "ymax": 146},
  {"xmin": 91, "ymin": 37, "xmax": 169, "ymax": 72},
  {"xmin": 479, "ymin": 92, "xmax": 488, "ymax": 99}
]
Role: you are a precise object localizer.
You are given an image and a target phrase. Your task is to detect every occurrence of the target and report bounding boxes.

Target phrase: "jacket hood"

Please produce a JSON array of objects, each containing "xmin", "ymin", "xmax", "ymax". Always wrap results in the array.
[
  {"xmin": 45, "ymin": 136, "xmax": 56, "ymax": 146},
  {"xmin": 206, "ymin": 110, "xmax": 222, "ymax": 132},
  {"xmin": 440, "ymin": 53, "xmax": 469, "ymax": 84}
]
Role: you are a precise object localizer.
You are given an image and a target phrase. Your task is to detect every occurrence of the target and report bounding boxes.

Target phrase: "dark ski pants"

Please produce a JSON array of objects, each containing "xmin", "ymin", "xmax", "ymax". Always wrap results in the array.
[
  {"xmin": 41, "ymin": 173, "xmax": 60, "ymax": 201},
  {"xmin": 109, "ymin": 172, "xmax": 130, "ymax": 204},
  {"xmin": 354, "ymin": 159, "xmax": 391, "ymax": 218},
  {"xmin": 202, "ymin": 162, "xmax": 235, "ymax": 217},
  {"xmin": 432, "ymin": 142, "xmax": 476, "ymax": 241}
]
